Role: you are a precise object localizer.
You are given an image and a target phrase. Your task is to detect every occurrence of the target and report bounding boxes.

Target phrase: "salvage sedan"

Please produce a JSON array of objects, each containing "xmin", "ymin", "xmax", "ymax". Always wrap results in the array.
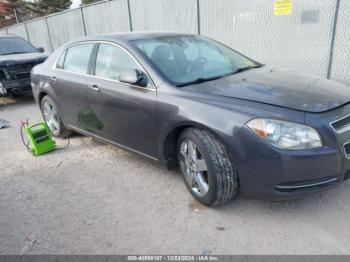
[{"xmin": 31, "ymin": 33, "xmax": 350, "ymax": 206}]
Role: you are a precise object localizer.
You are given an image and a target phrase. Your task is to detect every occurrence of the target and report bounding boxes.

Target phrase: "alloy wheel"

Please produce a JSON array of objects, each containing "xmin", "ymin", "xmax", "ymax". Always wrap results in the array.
[
  {"xmin": 43, "ymin": 101, "xmax": 60, "ymax": 133},
  {"xmin": 179, "ymin": 139, "xmax": 209, "ymax": 197}
]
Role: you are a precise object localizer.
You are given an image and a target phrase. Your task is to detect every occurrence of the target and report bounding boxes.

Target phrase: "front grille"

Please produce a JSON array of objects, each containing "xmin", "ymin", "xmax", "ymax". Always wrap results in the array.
[
  {"xmin": 2, "ymin": 78, "xmax": 31, "ymax": 89},
  {"xmin": 330, "ymin": 114, "xmax": 350, "ymax": 133},
  {"xmin": 7, "ymin": 62, "xmax": 36, "ymax": 72},
  {"xmin": 15, "ymin": 72, "xmax": 30, "ymax": 79},
  {"xmin": 5, "ymin": 62, "xmax": 38, "ymax": 81}
]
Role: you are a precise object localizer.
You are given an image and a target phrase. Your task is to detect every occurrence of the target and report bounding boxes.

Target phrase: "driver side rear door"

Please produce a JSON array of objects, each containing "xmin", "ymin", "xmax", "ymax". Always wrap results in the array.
[{"xmin": 51, "ymin": 43, "xmax": 94, "ymax": 129}]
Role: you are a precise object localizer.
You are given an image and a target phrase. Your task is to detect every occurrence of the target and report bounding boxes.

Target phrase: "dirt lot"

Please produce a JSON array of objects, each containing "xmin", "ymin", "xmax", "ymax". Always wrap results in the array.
[{"xmin": 2, "ymin": 95, "xmax": 350, "ymax": 255}]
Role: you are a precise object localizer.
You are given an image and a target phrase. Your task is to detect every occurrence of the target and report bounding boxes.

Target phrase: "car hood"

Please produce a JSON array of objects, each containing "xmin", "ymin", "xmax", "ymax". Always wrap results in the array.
[
  {"xmin": 0, "ymin": 53, "xmax": 48, "ymax": 67},
  {"xmin": 182, "ymin": 67, "xmax": 350, "ymax": 113}
]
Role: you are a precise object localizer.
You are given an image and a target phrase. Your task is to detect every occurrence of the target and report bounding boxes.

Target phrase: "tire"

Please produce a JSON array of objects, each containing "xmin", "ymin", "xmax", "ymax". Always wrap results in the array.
[
  {"xmin": 177, "ymin": 128, "xmax": 238, "ymax": 206},
  {"xmin": 40, "ymin": 95, "xmax": 71, "ymax": 138}
]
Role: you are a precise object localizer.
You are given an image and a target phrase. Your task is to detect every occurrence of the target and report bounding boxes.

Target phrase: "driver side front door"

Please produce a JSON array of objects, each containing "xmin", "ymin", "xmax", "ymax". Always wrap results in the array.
[{"xmin": 85, "ymin": 43, "xmax": 158, "ymax": 159}]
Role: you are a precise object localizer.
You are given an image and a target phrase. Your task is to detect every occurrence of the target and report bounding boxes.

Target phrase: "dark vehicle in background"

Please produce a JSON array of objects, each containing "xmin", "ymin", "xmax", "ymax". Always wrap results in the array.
[
  {"xmin": 31, "ymin": 33, "xmax": 350, "ymax": 206},
  {"xmin": 0, "ymin": 35, "xmax": 47, "ymax": 96}
]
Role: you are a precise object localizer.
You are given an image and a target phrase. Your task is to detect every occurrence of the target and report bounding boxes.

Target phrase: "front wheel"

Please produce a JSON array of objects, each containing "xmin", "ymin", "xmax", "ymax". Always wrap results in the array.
[{"xmin": 177, "ymin": 128, "xmax": 238, "ymax": 206}]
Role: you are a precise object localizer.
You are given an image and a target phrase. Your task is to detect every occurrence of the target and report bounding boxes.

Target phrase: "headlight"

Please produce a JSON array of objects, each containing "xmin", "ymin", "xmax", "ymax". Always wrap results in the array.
[{"xmin": 246, "ymin": 118, "xmax": 322, "ymax": 150}]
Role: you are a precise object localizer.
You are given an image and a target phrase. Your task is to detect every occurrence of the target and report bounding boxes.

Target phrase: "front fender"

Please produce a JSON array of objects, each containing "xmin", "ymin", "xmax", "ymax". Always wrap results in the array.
[{"xmin": 156, "ymin": 86, "xmax": 305, "ymax": 166}]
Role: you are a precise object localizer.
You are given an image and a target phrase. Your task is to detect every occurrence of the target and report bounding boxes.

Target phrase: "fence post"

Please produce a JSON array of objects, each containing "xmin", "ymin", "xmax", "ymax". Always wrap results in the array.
[
  {"xmin": 327, "ymin": 0, "xmax": 341, "ymax": 79},
  {"xmin": 24, "ymin": 22, "xmax": 30, "ymax": 42},
  {"xmin": 45, "ymin": 17, "xmax": 54, "ymax": 53},
  {"xmin": 80, "ymin": 6, "xmax": 87, "ymax": 36},
  {"xmin": 127, "ymin": 0, "xmax": 133, "ymax": 31},
  {"xmin": 197, "ymin": 0, "xmax": 201, "ymax": 34}
]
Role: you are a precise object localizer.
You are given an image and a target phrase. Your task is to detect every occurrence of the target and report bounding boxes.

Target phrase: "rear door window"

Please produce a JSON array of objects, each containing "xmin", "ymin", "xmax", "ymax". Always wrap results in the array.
[{"xmin": 63, "ymin": 43, "xmax": 94, "ymax": 74}]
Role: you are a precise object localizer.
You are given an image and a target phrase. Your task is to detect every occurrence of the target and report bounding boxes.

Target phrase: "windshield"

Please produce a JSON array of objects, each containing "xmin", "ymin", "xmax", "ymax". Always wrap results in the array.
[
  {"xmin": 132, "ymin": 35, "xmax": 259, "ymax": 86},
  {"xmin": 0, "ymin": 37, "xmax": 37, "ymax": 55}
]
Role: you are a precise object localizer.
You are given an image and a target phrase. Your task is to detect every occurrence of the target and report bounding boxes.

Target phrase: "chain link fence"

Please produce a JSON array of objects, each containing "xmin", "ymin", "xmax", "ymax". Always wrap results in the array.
[{"xmin": 0, "ymin": 0, "xmax": 348, "ymax": 86}]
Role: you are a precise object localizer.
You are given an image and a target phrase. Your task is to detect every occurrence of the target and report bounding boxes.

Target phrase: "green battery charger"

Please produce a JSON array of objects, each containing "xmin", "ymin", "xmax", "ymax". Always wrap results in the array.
[{"xmin": 24, "ymin": 123, "xmax": 56, "ymax": 156}]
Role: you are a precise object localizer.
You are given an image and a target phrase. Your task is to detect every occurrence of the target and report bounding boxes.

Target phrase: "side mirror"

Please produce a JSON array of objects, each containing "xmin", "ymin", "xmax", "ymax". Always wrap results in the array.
[
  {"xmin": 119, "ymin": 69, "xmax": 148, "ymax": 87},
  {"xmin": 37, "ymin": 47, "xmax": 45, "ymax": 53}
]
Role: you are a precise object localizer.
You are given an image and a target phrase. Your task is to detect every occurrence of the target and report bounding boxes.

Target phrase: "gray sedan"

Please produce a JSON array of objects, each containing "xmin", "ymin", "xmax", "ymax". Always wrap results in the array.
[{"xmin": 31, "ymin": 32, "xmax": 350, "ymax": 206}]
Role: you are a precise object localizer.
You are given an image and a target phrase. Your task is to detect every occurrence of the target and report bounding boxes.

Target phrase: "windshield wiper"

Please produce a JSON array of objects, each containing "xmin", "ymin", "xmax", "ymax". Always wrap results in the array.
[
  {"xmin": 177, "ymin": 75, "xmax": 226, "ymax": 87},
  {"xmin": 177, "ymin": 64, "xmax": 264, "ymax": 87},
  {"xmin": 233, "ymin": 64, "xmax": 264, "ymax": 74}
]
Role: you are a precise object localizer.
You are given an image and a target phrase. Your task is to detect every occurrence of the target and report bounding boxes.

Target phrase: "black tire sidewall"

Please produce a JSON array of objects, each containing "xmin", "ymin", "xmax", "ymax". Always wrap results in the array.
[{"xmin": 177, "ymin": 129, "xmax": 219, "ymax": 206}]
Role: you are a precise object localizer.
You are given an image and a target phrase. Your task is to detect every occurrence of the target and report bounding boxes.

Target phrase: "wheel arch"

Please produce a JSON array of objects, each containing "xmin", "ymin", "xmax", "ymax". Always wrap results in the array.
[
  {"xmin": 38, "ymin": 90, "xmax": 48, "ymax": 106},
  {"xmin": 162, "ymin": 121, "xmax": 232, "ymax": 170},
  {"xmin": 37, "ymin": 89, "xmax": 61, "ymax": 114}
]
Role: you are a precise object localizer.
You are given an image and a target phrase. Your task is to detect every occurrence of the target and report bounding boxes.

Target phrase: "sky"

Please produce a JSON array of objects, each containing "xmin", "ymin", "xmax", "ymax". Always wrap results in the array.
[
  {"xmin": 71, "ymin": 0, "xmax": 82, "ymax": 8},
  {"xmin": 26, "ymin": 0, "xmax": 82, "ymax": 9}
]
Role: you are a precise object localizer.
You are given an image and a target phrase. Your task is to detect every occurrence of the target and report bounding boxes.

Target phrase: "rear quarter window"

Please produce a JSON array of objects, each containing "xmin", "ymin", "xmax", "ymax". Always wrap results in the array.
[{"xmin": 56, "ymin": 49, "xmax": 66, "ymax": 69}]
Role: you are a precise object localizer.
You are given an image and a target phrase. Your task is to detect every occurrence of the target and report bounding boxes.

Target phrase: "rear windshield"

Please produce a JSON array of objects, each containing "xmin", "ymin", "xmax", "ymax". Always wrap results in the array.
[
  {"xmin": 0, "ymin": 37, "xmax": 37, "ymax": 55},
  {"xmin": 132, "ymin": 35, "xmax": 258, "ymax": 86}
]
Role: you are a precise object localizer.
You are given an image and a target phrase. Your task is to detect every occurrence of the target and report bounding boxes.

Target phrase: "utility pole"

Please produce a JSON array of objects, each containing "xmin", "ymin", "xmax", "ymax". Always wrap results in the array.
[{"xmin": 13, "ymin": 8, "xmax": 19, "ymax": 24}]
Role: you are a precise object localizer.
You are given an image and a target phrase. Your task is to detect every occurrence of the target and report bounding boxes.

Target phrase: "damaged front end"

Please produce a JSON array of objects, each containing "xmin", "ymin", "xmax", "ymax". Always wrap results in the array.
[{"xmin": 0, "ymin": 61, "xmax": 42, "ymax": 96}]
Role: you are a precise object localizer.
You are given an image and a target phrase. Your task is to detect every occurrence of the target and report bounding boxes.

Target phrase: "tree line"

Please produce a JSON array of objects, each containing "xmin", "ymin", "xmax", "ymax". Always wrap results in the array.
[{"xmin": 0, "ymin": 0, "xmax": 100, "ymax": 29}]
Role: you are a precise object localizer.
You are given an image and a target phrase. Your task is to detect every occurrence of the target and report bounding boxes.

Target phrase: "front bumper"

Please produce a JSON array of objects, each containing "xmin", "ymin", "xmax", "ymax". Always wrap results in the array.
[
  {"xmin": 228, "ymin": 104, "xmax": 350, "ymax": 200},
  {"xmin": 0, "ymin": 78, "xmax": 32, "ymax": 95}
]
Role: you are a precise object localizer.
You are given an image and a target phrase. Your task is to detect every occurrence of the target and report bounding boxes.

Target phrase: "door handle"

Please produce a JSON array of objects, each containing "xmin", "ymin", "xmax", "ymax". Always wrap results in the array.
[
  {"xmin": 50, "ymin": 76, "xmax": 57, "ymax": 82},
  {"xmin": 88, "ymin": 84, "xmax": 100, "ymax": 92}
]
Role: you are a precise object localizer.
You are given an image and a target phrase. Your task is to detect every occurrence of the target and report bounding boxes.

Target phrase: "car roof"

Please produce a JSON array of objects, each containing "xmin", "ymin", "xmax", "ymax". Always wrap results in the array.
[{"xmin": 70, "ymin": 31, "xmax": 196, "ymax": 45}]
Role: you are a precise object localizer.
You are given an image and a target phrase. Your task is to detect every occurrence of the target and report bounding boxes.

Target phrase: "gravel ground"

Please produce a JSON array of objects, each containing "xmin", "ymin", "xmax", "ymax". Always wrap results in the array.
[{"xmin": 2, "ymin": 95, "xmax": 350, "ymax": 255}]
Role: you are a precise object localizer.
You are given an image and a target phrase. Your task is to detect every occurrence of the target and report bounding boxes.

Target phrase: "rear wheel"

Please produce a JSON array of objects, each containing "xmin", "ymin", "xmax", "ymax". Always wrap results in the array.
[
  {"xmin": 177, "ymin": 128, "xmax": 238, "ymax": 206},
  {"xmin": 40, "ymin": 96, "xmax": 71, "ymax": 138}
]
